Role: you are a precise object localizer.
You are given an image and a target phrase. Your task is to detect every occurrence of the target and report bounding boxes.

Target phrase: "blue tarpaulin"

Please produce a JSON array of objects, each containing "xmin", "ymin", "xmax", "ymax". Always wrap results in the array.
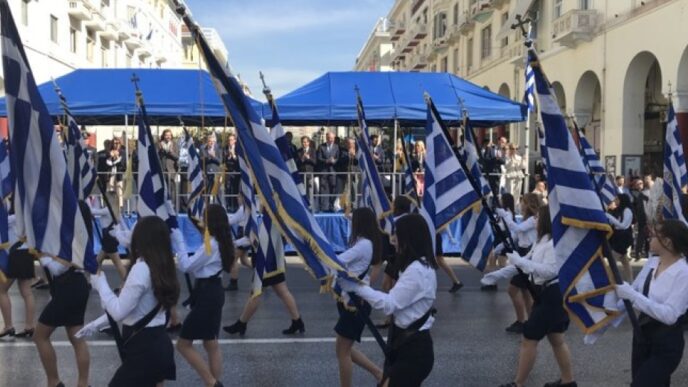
[
  {"xmin": 268, "ymin": 71, "xmax": 526, "ymax": 127},
  {"xmin": 0, "ymin": 68, "xmax": 263, "ymax": 126}
]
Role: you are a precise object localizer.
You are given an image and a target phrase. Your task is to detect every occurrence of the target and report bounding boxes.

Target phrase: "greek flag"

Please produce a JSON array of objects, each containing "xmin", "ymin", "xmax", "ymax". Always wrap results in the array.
[
  {"xmin": 421, "ymin": 95, "xmax": 481, "ymax": 250},
  {"xmin": 183, "ymin": 128, "xmax": 205, "ymax": 220},
  {"xmin": 180, "ymin": 13, "xmax": 349, "ymax": 283},
  {"xmin": 1, "ymin": 1, "xmax": 95, "ymax": 272},
  {"xmin": 399, "ymin": 135, "xmax": 418, "ymax": 203},
  {"xmin": 268, "ymin": 100, "xmax": 308, "ymax": 205},
  {"xmin": 524, "ymin": 63, "xmax": 535, "ymax": 112},
  {"xmin": 575, "ymin": 126, "xmax": 616, "ymax": 207},
  {"xmin": 530, "ymin": 48, "xmax": 621, "ymax": 333},
  {"xmin": 458, "ymin": 120, "xmax": 493, "ymax": 271},
  {"xmin": 355, "ymin": 96, "xmax": 393, "ymax": 234},
  {"xmin": 0, "ymin": 138, "xmax": 11, "ymax": 198},
  {"xmin": 662, "ymin": 103, "xmax": 687, "ymax": 224},
  {"xmin": 56, "ymin": 88, "xmax": 96, "ymax": 200}
]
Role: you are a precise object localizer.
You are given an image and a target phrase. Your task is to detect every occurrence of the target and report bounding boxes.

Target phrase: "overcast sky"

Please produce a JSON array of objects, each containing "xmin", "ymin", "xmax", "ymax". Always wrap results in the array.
[{"xmin": 184, "ymin": 0, "xmax": 394, "ymax": 100}]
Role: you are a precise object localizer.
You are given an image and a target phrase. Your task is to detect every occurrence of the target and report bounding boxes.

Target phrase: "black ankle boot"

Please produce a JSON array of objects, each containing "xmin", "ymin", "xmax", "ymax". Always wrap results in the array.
[
  {"xmin": 282, "ymin": 318, "xmax": 305, "ymax": 335},
  {"xmin": 223, "ymin": 319, "xmax": 247, "ymax": 336}
]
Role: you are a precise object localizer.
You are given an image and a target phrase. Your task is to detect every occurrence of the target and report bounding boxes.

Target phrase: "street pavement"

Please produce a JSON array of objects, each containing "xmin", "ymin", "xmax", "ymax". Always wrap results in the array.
[{"xmin": 0, "ymin": 259, "xmax": 686, "ymax": 386}]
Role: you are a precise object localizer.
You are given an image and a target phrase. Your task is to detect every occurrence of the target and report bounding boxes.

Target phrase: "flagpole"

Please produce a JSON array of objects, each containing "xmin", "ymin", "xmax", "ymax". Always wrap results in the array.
[
  {"xmin": 392, "ymin": 118, "xmax": 399, "ymax": 198},
  {"xmin": 569, "ymin": 119, "xmax": 641, "ymax": 333}
]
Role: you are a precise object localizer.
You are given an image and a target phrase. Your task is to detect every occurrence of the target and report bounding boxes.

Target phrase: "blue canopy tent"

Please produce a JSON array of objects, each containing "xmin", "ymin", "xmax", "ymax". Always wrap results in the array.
[
  {"xmin": 266, "ymin": 71, "xmax": 526, "ymax": 127},
  {"xmin": 0, "ymin": 68, "xmax": 265, "ymax": 126}
]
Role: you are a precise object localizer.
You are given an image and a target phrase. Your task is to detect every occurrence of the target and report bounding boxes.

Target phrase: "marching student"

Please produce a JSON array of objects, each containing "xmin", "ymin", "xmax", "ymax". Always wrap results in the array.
[
  {"xmin": 0, "ymin": 214, "xmax": 36, "ymax": 339},
  {"xmin": 89, "ymin": 216, "xmax": 179, "ymax": 386},
  {"xmin": 607, "ymin": 194, "xmax": 634, "ymax": 281},
  {"xmin": 615, "ymin": 219, "xmax": 688, "ymax": 387},
  {"xmin": 173, "ymin": 204, "xmax": 233, "ymax": 387},
  {"xmin": 339, "ymin": 213, "xmax": 437, "ymax": 387},
  {"xmin": 499, "ymin": 205, "xmax": 577, "ymax": 387},
  {"xmin": 334, "ymin": 207, "xmax": 384, "ymax": 387},
  {"xmin": 225, "ymin": 197, "xmax": 252, "ymax": 291},
  {"xmin": 89, "ymin": 197, "xmax": 127, "ymax": 282},
  {"xmin": 33, "ymin": 201, "xmax": 93, "ymax": 387},
  {"xmin": 484, "ymin": 193, "xmax": 515, "ymax": 278},
  {"xmin": 495, "ymin": 193, "xmax": 540, "ymax": 333}
]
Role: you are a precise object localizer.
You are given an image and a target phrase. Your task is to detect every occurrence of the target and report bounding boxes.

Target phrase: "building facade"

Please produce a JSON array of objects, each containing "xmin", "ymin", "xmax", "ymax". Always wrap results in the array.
[
  {"xmin": 364, "ymin": 0, "xmax": 688, "ymax": 179},
  {"xmin": 354, "ymin": 17, "xmax": 395, "ymax": 72}
]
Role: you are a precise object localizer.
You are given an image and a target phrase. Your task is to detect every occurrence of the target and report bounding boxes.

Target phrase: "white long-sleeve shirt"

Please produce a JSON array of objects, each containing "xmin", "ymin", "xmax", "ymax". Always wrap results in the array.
[
  {"xmin": 606, "ymin": 208, "xmax": 633, "ymax": 230},
  {"xmin": 628, "ymin": 256, "xmax": 688, "ymax": 325},
  {"xmin": 515, "ymin": 235, "xmax": 562, "ymax": 285},
  {"xmin": 40, "ymin": 257, "xmax": 70, "ymax": 277},
  {"xmin": 228, "ymin": 206, "xmax": 249, "ymax": 228},
  {"xmin": 502, "ymin": 214, "xmax": 537, "ymax": 248},
  {"xmin": 178, "ymin": 238, "xmax": 222, "ymax": 278},
  {"xmin": 95, "ymin": 259, "xmax": 166, "ymax": 327},
  {"xmin": 337, "ymin": 238, "xmax": 373, "ymax": 281},
  {"xmin": 355, "ymin": 260, "xmax": 436, "ymax": 330}
]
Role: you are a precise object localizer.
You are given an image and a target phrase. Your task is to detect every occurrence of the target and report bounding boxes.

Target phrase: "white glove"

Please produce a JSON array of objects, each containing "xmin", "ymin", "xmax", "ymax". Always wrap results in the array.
[
  {"xmin": 480, "ymin": 272, "xmax": 499, "ymax": 286},
  {"xmin": 615, "ymin": 282, "xmax": 638, "ymax": 301},
  {"xmin": 39, "ymin": 256, "xmax": 53, "ymax": 267},
  {"xmin": 165, "ymin": 200, "xmax": 177, "ymax": 216},
  {"xmin": 75, "ymin": 315, "xmax": 109, "ymax": 339},
  {"xmin": 90, "ymin": 272, "xmax": 108, "ymax": 293},
  {"xmin": 234, "ymin": 236, "xmax": 251, "ymax": 248},
  {"xmin": 506, "ymin": 252, "xmax": 523, "ymax": 267},
  {"xmin": 109, "ymin": 225, "xmax": 132, "ymax": 249},
  {"xmin": 337, "ymin": 277, "xmax": 360, "ymax": 293},
  {"xmin": 495, "ymin": 208, "xmax": 506, "ymax": 219},
  {"xmin": 170, "ymin": 228, "xmax": 188, "ymax": 259}
]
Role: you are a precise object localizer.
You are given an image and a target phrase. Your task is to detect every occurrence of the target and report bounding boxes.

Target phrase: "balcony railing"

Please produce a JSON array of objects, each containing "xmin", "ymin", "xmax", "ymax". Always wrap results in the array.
[
  {"xmin": 500, "ymin": 39, "xmax": 526, "ymax": 64},
  {"xmin": 84, "ymin": 9, "xmax": 106, "ymax": 31},
  {"xmin": 552, "ymin": 9, "xmax": 598, "ymax": 48},
  {"xmin": 68, "ymin": 0, "xmax": 93, "ymax": 21}
]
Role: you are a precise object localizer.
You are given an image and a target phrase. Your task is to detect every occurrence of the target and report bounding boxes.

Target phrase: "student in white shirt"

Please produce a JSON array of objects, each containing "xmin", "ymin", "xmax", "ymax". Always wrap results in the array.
[
  {"xmin": 90, "ymin": 216, "xmax": 180, "ymax": 387},
  {"xmin": 495, "ymin": 192, "xmax": 540, "ymax": 334},
  {"xmin": 34, "ymin": 201, "xmax": 93, "ymax": 387},
  {"xmin": 615, "ymin": 219, "xmax": 688, "ymax": 387},
  {"xmin": 499, "ymin": 205, "xmax": 577, "ymax": 387},
  {"xmin": 335, "ymin": 207, "xmax": 384, "ymax": 387},
  {"xmin": 340, "ymin": 213, "xmax": 437, "ymax": 387},
  {"xmin": 89, "ymin": 197, "xmax": 127, "ymax": 282},
  {"xmin": 607, "ymin": 194, "xmax": 634, "ymax": 282},
  {"xmin": 225, "ymin": 197, "xmax": 252, "ymax": 291},
  {"xmin": 484, "ymin": 193, "xmax": 516, "ymax": 278},
  {"xmin": 174, "ymin": 204, "xmax": 234, "ymax": 387}
]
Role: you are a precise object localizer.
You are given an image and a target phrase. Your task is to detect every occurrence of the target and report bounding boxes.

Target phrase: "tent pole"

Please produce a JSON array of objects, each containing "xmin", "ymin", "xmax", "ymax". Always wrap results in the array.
[
  {"xmin": 524, "ymin": 109, "xmax": 530, "ymax": 192},
  {"xmin": 392, "ymin": 118, "xmax": 399, "ymax": 198},
  {"xmin": 124, "ymin": 114, "xmax": 130, "ymax": 215}
]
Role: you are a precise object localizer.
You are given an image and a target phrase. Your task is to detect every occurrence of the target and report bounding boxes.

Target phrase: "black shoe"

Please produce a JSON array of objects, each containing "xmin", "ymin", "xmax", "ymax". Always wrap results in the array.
[
  {"xmin": 498, "ymin": 383, "xmax": 518, "ymax": 387},
  {"xmin": 0, "ymin": 327, "xmax": 15, "ymax": 338},
  {"xmin": 481, "ymin": 284, "xmax": 498, "ymax": 291},
  {"xmin": 449, "ymin": 282, "xmax": 464, "ymax": 293},
  {"xmin": 282, "ymin": 318, "xmax": 305, "ymax": 335},
  {"xmin": 223, "ymin": 320, "xmax": 247, "ymax": 336},
  {"xmin": 55, "ymin": 383, "xmax": 65, "ymax": 387},
  {"xmin": 166, "ymin": 323, "xmax": 182, "ymax": 333},
  {"xmin": 544, "ymin": 380, "xmax": 577, "ymax": 387},
  {"xmin": 31, "ymin": 279, "xmax": 47, "ymax": 289},
  {"xmin": 505, "ymin": 321, "xmax": 524, "ymax": 334},
  {"xmin": 14, "ymin": 328, "xmax": 34, "ymax": 338},
  {"xmin": 225, "ymin": 280, "xmax": 238, "ymax": 291},
  {"xmin": 213, "ymin": 381, "xmax": 224, "ymax": 387}
]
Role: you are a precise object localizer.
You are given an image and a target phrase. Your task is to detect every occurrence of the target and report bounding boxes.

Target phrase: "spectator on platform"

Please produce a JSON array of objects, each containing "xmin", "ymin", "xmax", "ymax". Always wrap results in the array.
[
  {"xmin": 97, "ymin": 139, "xmax": 112, "ymax": 191},
  {"xmin": 317, "ymin": 132, "xmax": 339, "ymax": 212},
  {"xmin": 107, "ymin": 137, "xmax": 126, "ymax": 210},
  {"xmin": 481, "ymin": 137, "xmax": 506, "ymax": 198},
  {"xmin": 616, "ymin": 175, "xmax": 631, "ymax": 199},
  {"xmin": 532, "ymin": 181, "xmax": 548, "ymax": 206},
  {"xmin": 285, "ymin": 131, "xmax": 298, "ymax": 158},
  {"xmin": 201, "ymin": 133, "xmax": 223, "ymax": 197},
  {"xmin": 370, "ymin": 134, "xmax": 385, "ymax": 170},
  {"xmin": 158, "ymin": 129, "xmax": 179, "ymax": 204},
  {"xmin": 224, "ymin": 134, "xmax": 240, "ymax": 211},
  {"xmin": 177, "ymin": 133, "xmax": 190, "ymax": 211},
  {"xmin": 336, "ymin": 137, "xmax": 358, "ymax": 209},
  {"xmin": 412, "ymin": 140, "xmax": 426, "ymax": 198},
  {"xmin": 298, "ymin": 136, "xmax": 317, "ymax": 206},
  {"xmin": 631, "ymin": 178, "xmax": 649, "ymax": 259},
  {"xmin": 505, "ymin": 143, "xmax": 525, "ymax": 203}
]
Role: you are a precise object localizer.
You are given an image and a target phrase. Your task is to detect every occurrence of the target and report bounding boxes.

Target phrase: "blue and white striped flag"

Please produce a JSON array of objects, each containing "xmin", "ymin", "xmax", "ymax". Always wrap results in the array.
[
  {"xmin": 180, "ymin": 14, "xmax": 351, "ymax": 285},
  {"xmin": 399, "ymin": 136, "xmax": 419, "ymax": 204},
  {"xmin": 575, "ymin": 126, "xmax": 616, "ymax": 207},
  {"xmin": 530, "ymin": 48, "xmax": 621, "ymax": 333},
  {"xmin": 524, "ymin": 63, "xmax": 535, "ymax": 113},
  {"xmin": 57, "ymin": 88, "xmax": 96, "ymax": 200},
  {"xmin": 1, "ymin": 2, "xmax": 95, "ymax": 272},
  {"xmin": 268, "ymin": 99, "xmax": 308, "ymax": 206},
  {"xmin": 355, "ymin": 96, "xmax": 393, "ymax": 234},
  {"xmin": 458, "ymin": 119, "xmax": 493, "ymax": 271},
  {"xmin": 183, "ymin": 128, "xmax": 205, "ymax": 220},
  {"xmin": 421, "ymin": 95, "xmax": 481, "ymax": 251},
  {"xmin": 0, "ymin": 138, "xmax": 12, "ymax": 198},
  {"xmin": 662, "ymin": 103, "xmax": 687, "ymax": 224}
]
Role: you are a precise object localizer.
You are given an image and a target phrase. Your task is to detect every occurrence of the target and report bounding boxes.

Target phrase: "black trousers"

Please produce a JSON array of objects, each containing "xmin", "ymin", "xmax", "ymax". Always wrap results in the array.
[
  {"xmin": 319, "ymin": 174, "xmax": 336, "ymax": 211},
  {"xmin": 385, "ymin": 330, "xmax": 434, "ymax": 387},
  {"xmin": 631, "ymin": 322, "xmax": 684, "ymax": 387}
]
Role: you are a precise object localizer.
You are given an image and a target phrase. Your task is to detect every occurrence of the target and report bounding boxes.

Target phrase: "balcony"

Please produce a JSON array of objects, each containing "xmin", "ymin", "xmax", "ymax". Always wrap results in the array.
[
  {"xmin": 99, "ymin": 21, "xmax": 118, "ymax": 40},
  {"xmin": 500, "ymin": 39, "xmax": 526, "ymax": 65},
  {"xmin": 136, "ymin": 46, "xmax": 152, "ymax": 58},
  {"xmin": 124, "ymin": 34, "xmax": 143, "ymax": 49},
  {"xmin": 154, "ymin": 51, "xmax": 168, "ymax": 64},
  {"xmin": 490, "ymin": 0, "xmax": 509, "ymax": 8},
  {"xmin": 470, "ymin": 0, "xmax": 493, "ymax": 17},
  {"xmin": 391, "ymin": 21, "xmax": 406, "ymax": 41},
  {"xmin": 552, "ymin": 10, "xmax": 598, "ymax": 48},
  {"xmin": 410, "ymin": 23, "xmax": 428, "ymax": 40},
  {"xmin": 84, "ymin": 9, "xmax": 106, "ymax": 31},
  {"xmin": 459, "ymin": 15, "xmax": 475, "ymax": 35},
  {"xmin": 67, "ymin": 0, "xmax": 93, "ymax": 21},
  {"xmin": 410, "ymin": 48, "xmax": 429, "ymax": 70},
  {"xmin": 117, "ymin": 21, "xmax": 132, "ymax": 40},
  {"xmin": 432, "ymin": 36, "xmax": 449, "ymax": 51}
]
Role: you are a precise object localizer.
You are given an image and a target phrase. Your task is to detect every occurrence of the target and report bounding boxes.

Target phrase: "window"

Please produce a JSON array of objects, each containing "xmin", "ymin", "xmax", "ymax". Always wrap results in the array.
[
  {"xmin": 467, "ymin": 38, "xmax": 474, "ymax": 70},
  {"xmin": 69, "ymin": 28, "xmax": 77, "ymax": 53},
  {"xmin": 501, "ymin": 12, "xmax": 509, "ymax": 47},
  {"xmin": 433, "ymin": 12, "xmax": 447, "ymax": 39},
  {"xmin": 481, "ymin": 25, "xmax": 491, "ymax": 59},
  {"xmin": 554, "ymin": 0, "xmax": 563, "ymax": 18},
  {"xmin": 440, "ymin": 56, "xmax": 448, "ymax": 72},
  {"xmin": 50, "ymin": 15, "xmax": 58, "ymax": 43},
  {"xmin": 579, "ymin": 0, "xmax": 590, "ymax": 10},
  {"xmin": 86, "ymin": 31, "xmax": 95, "ymax": 62},
  {"xmin": 452, "ymin": 48, "xmax": 459, "ymax": 73},
  {"xmin": 453, "ymin": 3, "xmax": 459, "ymax": 25},
  {"xmin": 21, "ymin": 0, "xmax": 29, "ymax": 26}
]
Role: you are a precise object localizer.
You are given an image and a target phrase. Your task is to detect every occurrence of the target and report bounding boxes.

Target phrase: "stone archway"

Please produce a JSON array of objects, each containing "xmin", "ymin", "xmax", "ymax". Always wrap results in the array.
[
  {"xmin": 623, "ymin": 51, "xmax": 666, "ymax": 177},
  {"xmin": 496, "ymin": 83, "xmax": 512, "ymax": 142},
  {"xmin": 676, "ymin": 44, "xmax": 688, "ymax": 157},
  {"xmin": 551, "ymin": 81, "xmax": 567, "ymax": 113},
  {"xmin": 574, "ymin": 70, "xmax": 602, "ymax": 153}
]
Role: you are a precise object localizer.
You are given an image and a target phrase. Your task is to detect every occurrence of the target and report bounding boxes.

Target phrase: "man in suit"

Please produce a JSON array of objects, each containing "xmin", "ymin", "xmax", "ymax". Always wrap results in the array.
[
  {"xmin": 158, "ymin": 129, "xmax": 179, "ymax": 204},
  {"xmin": 201, "ymin": 132, "xmax": 223, "ymax": 199},
  {"xmin": 317, "ymin": 132, "xmax": 339, "ymax": 212},
  {"xmin": 370, "ymin": 134, "xmax": 386, "ymax": 171},
  {"xmin": 224, "ymin": 133, "xmax": 240, "ymax": 211},
  {"xmin": 298, "ymin": 136, "xmax": 317, "ymax": 207},
  {"xmin": 336, "ymin": 137, "xmax": 358, "ymax": 209},
  {"xmin": 480, "ymin": 137, "xmax": 505, "ymax": 197}
]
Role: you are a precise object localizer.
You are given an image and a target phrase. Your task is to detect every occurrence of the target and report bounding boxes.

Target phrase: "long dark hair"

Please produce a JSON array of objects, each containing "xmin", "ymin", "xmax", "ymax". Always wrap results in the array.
[
  {"xmin": 536, "ymin": 205, "xmax": 551, "ymax": 240},
  {"xmin": 500, "ymin": 193, "xmax": 515, "ymax": 220},
  {"xmin": 349, "ymin": 207, "xmax": 382, "ymax": 265},
  {"xmin": 395, "ymin": 214, "xmax": 437, "ymax": 271},
  {"xmin": 655, "ymin": 219, "xmax": 688, "ymax": 258},
  {"xmin": 612, "ymin": 194, "xmax": 634, "ymax": 222},
  {"xmin": 392, "ymin": 195, "xmax": 412, "ymax": 217},
  {"xmin": 521, "ymin": 193, "xmax": 541, "ymax": 220},
  {"xmin": 130, "ymin": 216, "xmax": 180, "ymax": 310},
  {"xmin": 206, "ymin": 204, "xmax": 236, "ymax": 272}
]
